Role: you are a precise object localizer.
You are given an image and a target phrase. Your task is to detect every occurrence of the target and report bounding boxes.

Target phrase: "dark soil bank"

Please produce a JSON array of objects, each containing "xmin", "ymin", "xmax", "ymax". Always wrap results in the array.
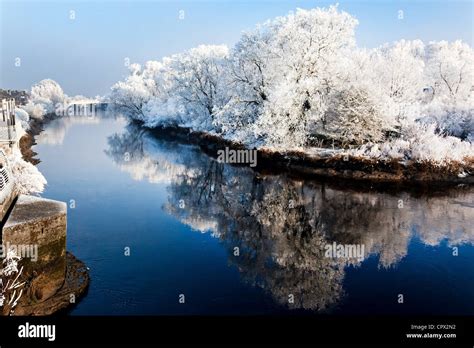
[
  {"xmin": 148, "ymin": 124, "xmax": 474, "ymax": 186},
  {"xmin": 19, "ymin": 115, "xmax": 57, "ymax": 165}
]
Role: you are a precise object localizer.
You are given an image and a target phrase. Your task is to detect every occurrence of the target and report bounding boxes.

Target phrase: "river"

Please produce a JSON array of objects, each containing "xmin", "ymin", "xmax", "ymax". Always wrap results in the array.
[{"xmin": 32, "ymin": 114, "xmax": 474, "ymax": 315}]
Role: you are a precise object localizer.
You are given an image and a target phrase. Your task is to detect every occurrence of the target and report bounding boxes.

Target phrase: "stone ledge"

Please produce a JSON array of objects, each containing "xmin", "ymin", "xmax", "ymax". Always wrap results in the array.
[
  {"xmin": 2, "ymin": 194, "xmax": 69, "ymax": 314},
  {"xmin": 3, "ymin": 195, "xmax": 66, "ymax": 229}
]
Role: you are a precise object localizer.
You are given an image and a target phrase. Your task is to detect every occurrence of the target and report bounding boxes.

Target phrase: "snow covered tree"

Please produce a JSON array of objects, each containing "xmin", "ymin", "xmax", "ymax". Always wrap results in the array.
[
  {"xmin": 29, "ymin": 79, "xmax": 66, "ymax": 108},
  {"xmin": 111, "ymin": 45, "xmax": 231, "ymax": 131},
  {"xmin": 164, "ymin": 45, "xmax": 230, "ymax": 131},
  {"xmin": 417, "ymin": 41, "xmax": 474, "ymax": 140},
  {"xmin": 254, "ymin": 5, "xmax": 359, "ymax": 147},
  {"xmin": 369, "ymin": 40, "xmax": 426, "ymax": 123},
  {"xmin": 213, "ymin": 30, "xmax": 274, "ymax": 139},
  {"xmin": 324, "ymin": 88, "xmax": 384, "ymax": 146},
  {"xmin": 22, "ymin": 79, "xmax": 67, "ymax": 119},
  {"xmin": 109, "ymin": 63, "xmax": 158, "ymax": 120},
  {"xmin": 425, "ymin": 40, "xmax": 474, "ymax": 102}
]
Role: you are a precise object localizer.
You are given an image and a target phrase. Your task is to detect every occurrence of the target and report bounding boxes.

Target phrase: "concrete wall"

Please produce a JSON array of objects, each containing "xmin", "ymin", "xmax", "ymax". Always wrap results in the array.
[{"xmin": 1, "ymin": 195, "xmax": 67, "ymax": 313}]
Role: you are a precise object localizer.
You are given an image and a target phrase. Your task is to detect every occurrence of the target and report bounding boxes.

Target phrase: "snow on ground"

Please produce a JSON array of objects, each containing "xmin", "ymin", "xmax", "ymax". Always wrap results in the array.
[{"xmin": 8, "ymin": 147, "xmax": 46, "ymax": 195}]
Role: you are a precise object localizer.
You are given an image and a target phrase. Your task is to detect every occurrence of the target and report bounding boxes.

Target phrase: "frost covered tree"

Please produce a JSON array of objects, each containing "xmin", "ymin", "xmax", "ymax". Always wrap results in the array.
[
  {"xmin": 165, "ymin": 45, "xmax": 230, "ymax": 130},
  {"xmin": 425, "ymin": 40, "xmax": 474, "ymax": 102},
  {"xmin": 324, "ymin": 88, "xmax": 384, "ymax": 146},
  {"xmin": 111, "ymin": 45, "xmax": 231, "ymax": 131},
  {"xmin": 109, "ymin": 63, "xmax": 158, "ymax": 120},
  {"xmin": 29, "ymin": 79, "xmax": 66, "ymax": 108},
  {"xmin": 213, "ymin": 31, "xmax": 273, "ymax": 139},
  {"xmin": 253, "ymin": 5, "xmax": 359, "ymax": 147},
  {"xmin": 369, "ymin": 40, "xmax": 426, "ymax": 123},
  {"xmin": 22, "ymin": 79, "xmax": 67, "ymax": 119},
  {"xmin": 420, "ymin": 41, "xmax": 474, "ymax": 140}
]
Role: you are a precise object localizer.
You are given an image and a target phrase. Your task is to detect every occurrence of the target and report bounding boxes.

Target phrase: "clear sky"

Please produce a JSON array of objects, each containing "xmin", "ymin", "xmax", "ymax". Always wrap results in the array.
[{"xmin": 1, "ymin": 0, "xmax": 472, "ymax": 97}]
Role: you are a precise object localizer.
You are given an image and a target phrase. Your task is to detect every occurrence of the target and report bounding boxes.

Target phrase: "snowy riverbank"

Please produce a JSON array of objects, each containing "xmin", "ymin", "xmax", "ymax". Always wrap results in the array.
[{"xmin": 147, "ymin": 124, "xmax": 474, "ymax": 184}]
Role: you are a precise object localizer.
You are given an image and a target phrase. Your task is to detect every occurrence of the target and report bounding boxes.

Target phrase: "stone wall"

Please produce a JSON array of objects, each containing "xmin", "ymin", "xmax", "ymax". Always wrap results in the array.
[{"xmin": 1, "ymin": 195, "xmax": 67, "ymax": 314}]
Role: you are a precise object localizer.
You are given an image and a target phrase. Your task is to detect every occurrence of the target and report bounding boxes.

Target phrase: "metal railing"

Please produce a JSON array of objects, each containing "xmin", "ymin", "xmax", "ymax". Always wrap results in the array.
[
  {"xmin": 0, "ymin": 167, "xmax": 11, "ymax": 190},
  {"xmin": 0, "ymin": 98, "xmax": 17, "ymax": 144},
  {"xmin": 0, "ymin": 150, "xmax": 15, "ymax": 215}
]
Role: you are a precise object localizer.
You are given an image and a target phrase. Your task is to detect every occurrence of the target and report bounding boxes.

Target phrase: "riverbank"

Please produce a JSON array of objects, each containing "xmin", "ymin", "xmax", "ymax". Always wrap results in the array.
[
  {"xmin": 14, "ymin": 115, "xmax": 90, "ymax": 316},
  {"xmin": 19, "ymin": 114, "xmax": 62, "ymax": 165},
  {"xmin": 20, "ymin": 114, "xmax": 474, "ymax": 186},
  {"xmin": 147, "ymin": 124, "xmax": 474, "ymax": 185}
]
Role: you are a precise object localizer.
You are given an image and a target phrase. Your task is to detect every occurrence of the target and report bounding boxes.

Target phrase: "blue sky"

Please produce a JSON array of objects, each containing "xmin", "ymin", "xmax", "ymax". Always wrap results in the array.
[{"xmin": 1, "ymin": 0, "xmax": 472, "ymax": 96}]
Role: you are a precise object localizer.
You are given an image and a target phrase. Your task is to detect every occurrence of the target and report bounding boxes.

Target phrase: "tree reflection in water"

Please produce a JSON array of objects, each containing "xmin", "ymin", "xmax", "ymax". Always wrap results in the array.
[{"xmin": 106, "ymin": 123, "xmax": 474, "ymax": 312}]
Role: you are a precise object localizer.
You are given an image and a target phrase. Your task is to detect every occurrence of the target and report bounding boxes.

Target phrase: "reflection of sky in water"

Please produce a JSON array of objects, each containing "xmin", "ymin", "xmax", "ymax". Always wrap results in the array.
[
  {"xmin": 35, "ymin": 116, "xmax": 101, "ymax": 145},
  {"xmin": 34, "ymin": 116, "xmax": 474, "ymax": 315}
]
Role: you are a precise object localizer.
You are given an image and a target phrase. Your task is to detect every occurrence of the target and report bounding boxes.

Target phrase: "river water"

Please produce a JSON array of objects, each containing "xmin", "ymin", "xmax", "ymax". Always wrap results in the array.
[{"xmin": 33, "ymin": 115, "xmax": 474, "ymax": 315}]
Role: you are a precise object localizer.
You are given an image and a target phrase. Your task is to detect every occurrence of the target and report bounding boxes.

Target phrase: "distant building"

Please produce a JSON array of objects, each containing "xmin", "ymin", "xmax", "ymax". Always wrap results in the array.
[
  {"xmin": 0, "ymin": 89, "xmax": 29, "ymax": 106},
  {"xmin": 0, "ymin": 98, "xmax": 18, "ymax": 146},
  {"xmin": 0, "ymin": 99, "xmax": 17, "ymax": 220}
]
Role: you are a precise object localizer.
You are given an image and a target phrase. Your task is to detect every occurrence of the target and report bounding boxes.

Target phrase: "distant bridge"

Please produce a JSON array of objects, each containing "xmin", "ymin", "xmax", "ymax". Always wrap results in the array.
[{"xmin": 62, "ymin": 101, "xmax": 108, "ymax": 117}]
